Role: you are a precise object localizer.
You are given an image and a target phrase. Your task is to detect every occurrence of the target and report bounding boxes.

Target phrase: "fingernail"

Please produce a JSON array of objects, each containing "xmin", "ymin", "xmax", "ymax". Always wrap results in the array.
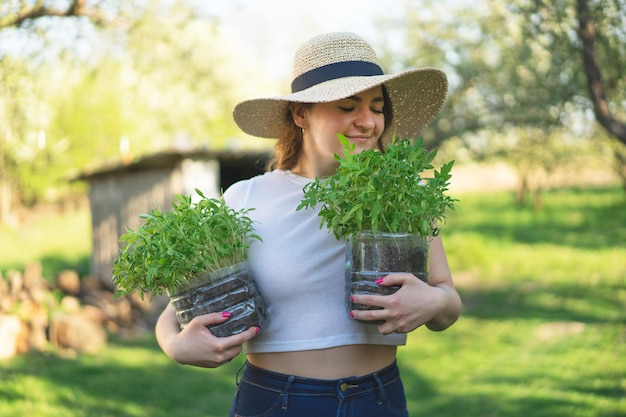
[
  {"xmin": 375, "ymin": 277, "xmax": 385, "ymax": 285},
  {"xmin": 349, "ymin": 311, "xmax": 355, "ymax": 318},
  {"xmin": 221, "ymin": 312, "xmax": 232, "ymax": 318},
  {"xmin": 349, "ymin": 296, "xmax": 355, "ymax": 302},
  {"xmin": 255, "ymin": 327, "xmax": 261, "ymax": 334}
]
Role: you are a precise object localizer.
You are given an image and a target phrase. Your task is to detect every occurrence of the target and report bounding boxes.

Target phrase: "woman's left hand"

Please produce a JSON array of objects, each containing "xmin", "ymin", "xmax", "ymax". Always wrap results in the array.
[{"xmin": 349, "ymin": 273, "xmax": 460, "ymax": 335}]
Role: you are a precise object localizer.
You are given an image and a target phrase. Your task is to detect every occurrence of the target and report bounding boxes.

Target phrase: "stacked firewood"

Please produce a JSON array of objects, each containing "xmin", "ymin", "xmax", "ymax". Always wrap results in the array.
[{"xmin": 0, "ymin": 263, "xmax": 165, "ymax": 360}]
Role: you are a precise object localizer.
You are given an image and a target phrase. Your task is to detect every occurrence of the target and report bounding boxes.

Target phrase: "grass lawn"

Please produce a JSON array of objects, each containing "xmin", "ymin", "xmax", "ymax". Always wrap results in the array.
[
  {"xmin": 1, "ymin": 186, "xmax": 625, "ymax": 417},
  {"xmin": 0, "ymin": 208, "xmax": 91, "ymax": 280}
]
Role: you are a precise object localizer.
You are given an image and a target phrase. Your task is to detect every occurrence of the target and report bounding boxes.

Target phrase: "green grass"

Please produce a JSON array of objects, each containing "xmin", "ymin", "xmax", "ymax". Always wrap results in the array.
[
  {"xmin": 0, "ymin": 335, "xmax": 244, "ymax": 417},
  {"xmin": 1, "ymin": 186, "xmax": 625, "ymax": 417},
  {"xmin": 0, "ymin": 208, "xmax": 91, "ymax": 280}
]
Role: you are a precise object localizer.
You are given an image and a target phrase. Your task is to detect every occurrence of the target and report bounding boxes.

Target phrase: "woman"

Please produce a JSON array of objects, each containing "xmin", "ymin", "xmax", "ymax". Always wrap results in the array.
[{"xmin": 156, "ymin": 32, "xmax": 462, "ymax": 417}]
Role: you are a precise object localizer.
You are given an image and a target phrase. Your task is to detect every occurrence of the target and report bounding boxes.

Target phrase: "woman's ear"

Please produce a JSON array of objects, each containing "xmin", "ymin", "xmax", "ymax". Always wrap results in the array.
[{"xmin": 290, "ymin": 103, "xmax": 308, "ymax": 129}]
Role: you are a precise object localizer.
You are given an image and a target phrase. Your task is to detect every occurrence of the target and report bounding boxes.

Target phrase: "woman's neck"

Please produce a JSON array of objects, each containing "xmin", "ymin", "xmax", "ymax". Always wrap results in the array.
[{"xmin": 292, "ymin": 156, "xmax": 338, "ymax": 179}]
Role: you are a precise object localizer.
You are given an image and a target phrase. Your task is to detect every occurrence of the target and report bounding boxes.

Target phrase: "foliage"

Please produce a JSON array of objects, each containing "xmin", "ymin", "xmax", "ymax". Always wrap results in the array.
[
  {"xmin": 0, "ymin": 0, "xmax": 127, "ymax": 29},
  {"xmin": 50, "ymin": 63, "xmax": 141, "ymax": 175},
  {"xmin": 390, "ymin": 0, "xmax": 625, "ymax": 194},
  {"xmin": 392, "ymin": 0, "xmax": 625, "ymax": 146},
  {"xmin": 297, "ymin": 135, "xmax": 457, "ymax": 239},
  {"xmin": 123, "ymin": 5, "xmax": 247, "ymax": 147},
  {"xmin": 0, "ymin": 0, "xmax": 265, "ymax": 218},
  {"xmin": 112, "ymin": 189, "xmax": 260, "ymax": 299}
]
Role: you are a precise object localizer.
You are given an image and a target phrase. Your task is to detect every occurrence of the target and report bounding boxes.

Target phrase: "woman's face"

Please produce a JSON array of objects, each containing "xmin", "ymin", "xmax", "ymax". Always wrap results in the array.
[{"xmin": 292, "ymin": 86, "xmax": 385, "ymax": 177}]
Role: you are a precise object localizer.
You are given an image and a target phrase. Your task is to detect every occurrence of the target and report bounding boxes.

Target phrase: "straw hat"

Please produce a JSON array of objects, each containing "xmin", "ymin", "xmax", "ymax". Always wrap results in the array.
[{"xmin": 233, "ymin": 32, "xmax": 448, "ymax": 143}]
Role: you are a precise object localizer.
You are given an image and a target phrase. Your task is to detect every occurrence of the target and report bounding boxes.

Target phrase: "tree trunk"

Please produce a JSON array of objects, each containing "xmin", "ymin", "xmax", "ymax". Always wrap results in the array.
[
  {"xmin": 1, "ymin": 0, "xmax": 108, "ymax": 28},
  {"xmin": 0, "ymin": 179, "xmax": 11, "ymax": 226},
  {"xmin": 516, "ymin": 174, "xmax": 529, "ymax": 206},
  {"xmin": 0, "ymin": 141, "xmax": 15, "ymax": 226},
  {"xmin": 614, "ymin": 148, "xmax": 626, "ymax": 194},
  {"xmin": 576, "ymin": 0, "xmax": 626, "ymax": 146}
]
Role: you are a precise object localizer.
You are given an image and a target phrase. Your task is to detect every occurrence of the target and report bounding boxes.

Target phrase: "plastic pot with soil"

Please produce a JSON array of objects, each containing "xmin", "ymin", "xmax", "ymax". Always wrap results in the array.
[
  {"xmin": 168, "ymin": 261, "xmax": 267, "ymax": 337},
  {"xmin": 346, "ymin": 231, "xmax": 429, "ymax": 324},
  {"xmin": 112, "ymin": 190, "xmax": 267, "ymax": 337}
]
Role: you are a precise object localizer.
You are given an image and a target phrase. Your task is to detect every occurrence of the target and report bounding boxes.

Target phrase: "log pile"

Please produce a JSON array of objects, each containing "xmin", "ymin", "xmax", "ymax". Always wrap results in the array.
[{"xmin": 0, "ymin": 263, "xmax": 166, "ymax": 360}]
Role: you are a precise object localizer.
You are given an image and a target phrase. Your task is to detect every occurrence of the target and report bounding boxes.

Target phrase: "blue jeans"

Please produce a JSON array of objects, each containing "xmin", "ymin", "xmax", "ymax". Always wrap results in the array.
[{"xmin": 229, "ymin": 360, "xmax": 408, "ymax": 417}]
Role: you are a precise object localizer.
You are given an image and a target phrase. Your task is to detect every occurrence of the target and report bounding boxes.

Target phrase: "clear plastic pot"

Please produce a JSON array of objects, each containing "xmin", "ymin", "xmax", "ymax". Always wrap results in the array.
[
  {"xmin": 346, "ymin": 231, "xmax": 429, "ymax": 324},
  {"xmin": 168, "ymin": 261, "xmax": 268, "ymax": 337}
]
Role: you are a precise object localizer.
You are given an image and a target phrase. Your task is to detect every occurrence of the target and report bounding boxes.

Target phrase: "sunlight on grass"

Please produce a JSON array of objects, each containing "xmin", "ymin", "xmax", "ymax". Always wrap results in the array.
[
  {"xmin": 401, "ymin": 316, "xmax": 626, "ymax": 417},
  {"xmin": 448, "ymin": 239, "xmax": 626, "ymax": 285},
  {"xmin": 444, "ymin": 186, "xmax": 626, "ymax": 287}
]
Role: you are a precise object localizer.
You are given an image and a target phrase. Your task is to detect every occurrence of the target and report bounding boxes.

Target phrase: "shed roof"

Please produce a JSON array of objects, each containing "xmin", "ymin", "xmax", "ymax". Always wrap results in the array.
[{"xmin": 74, "ymin": 148, "xmax": 271, "ymax": 181}]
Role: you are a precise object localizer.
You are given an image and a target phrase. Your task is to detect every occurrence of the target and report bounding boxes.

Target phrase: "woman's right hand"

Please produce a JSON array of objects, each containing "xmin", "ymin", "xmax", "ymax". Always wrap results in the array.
[{"xmin": 155, "ymin": 304, "xmax": 259, "ymax": 368}]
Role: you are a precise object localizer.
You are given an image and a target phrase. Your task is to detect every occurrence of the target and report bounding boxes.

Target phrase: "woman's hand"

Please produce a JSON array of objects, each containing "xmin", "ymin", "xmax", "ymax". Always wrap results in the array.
[
  {"xmin": 155, "ymin": 304, "xmax": 259, "ymax": 368},
  {"xmin": 349, "ymin": 274, "xmax": 459, "ymax": 335},
  {"xmin": 348, "ymin": 235, "xmax": 462, "ymax": 335}
]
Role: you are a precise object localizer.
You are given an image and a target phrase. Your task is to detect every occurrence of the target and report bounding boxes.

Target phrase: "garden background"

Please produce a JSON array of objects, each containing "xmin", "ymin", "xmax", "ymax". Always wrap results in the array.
[{"xmin": 1, "ymin": 1, "xmax": 624, "ymax": 416}]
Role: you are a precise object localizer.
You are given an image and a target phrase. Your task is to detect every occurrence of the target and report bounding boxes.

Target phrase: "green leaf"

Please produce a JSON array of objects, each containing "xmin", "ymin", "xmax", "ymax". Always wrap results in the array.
[
  {"xmin": 112, "ymin": 190, "xmax": 260, "ymax": 299},
  {"xmin": 298, "ymin": 135, "xmax": 458, "ymax": 239}
]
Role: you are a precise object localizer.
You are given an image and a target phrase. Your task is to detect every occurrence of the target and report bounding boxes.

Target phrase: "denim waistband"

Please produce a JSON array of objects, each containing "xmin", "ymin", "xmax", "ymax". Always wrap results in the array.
[{"xmin": 239, "ymin": 360, "xmax": 400, "ymax": 398}]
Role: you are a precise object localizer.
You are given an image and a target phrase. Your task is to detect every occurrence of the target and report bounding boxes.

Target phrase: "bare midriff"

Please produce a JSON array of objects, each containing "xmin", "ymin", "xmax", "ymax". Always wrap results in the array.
[{"xmin": 246, "ymin": 344, "xmax": 397, "ymax": 379}]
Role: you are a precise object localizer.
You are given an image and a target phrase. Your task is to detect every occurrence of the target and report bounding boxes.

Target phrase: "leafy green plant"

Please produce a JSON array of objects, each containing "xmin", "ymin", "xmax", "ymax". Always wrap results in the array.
[
  {"xmin": 112, "ymin": 189, "xmax": 260, "ymax": 299},
  {"xmin": 297, "ymin": 134, "xmax": 457, "ymax": 239}
]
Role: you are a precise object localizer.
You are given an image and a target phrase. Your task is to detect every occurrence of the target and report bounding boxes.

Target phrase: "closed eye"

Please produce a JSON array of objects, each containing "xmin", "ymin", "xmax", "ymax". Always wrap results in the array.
[{"xmin": 339, "ymin": 106, "xmax": 383, "ymax": 114}]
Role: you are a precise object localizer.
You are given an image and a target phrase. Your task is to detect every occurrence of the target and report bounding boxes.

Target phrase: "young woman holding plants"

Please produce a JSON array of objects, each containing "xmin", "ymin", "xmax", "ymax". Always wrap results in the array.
[{"xmin": 155, "ymin": 32, "xmax": 462, "ymax": 417}]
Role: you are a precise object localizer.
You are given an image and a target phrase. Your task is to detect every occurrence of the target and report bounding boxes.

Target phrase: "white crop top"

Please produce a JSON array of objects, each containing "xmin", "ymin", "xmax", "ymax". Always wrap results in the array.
[{"xmin": 223, "ymin": 170, "xmax": 406, "ymax": 353}]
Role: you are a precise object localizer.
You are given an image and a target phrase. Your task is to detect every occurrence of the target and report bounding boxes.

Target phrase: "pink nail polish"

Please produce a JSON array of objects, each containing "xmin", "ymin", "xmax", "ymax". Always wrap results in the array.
[
  {"xmin": 349, "ymin": 296, "xmax": 355, "ymax": 302},
  {"xmin": 221, "ymin": 312, "xmax": 232, "ymax": 318},
  {"xmin": 349, "ymin": 311, "xmax": 355, "ymax": 318},
  {"xmin": 255, "ymin": 327, "xmax": 261, "ymax": 334},
  {"xmin": 375, "ymin": 277, "xmax": 385, "ymax": 285}
]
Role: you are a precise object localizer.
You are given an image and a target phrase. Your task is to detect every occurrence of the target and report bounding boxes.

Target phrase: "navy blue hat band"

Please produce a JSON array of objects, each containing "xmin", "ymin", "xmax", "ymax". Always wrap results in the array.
[{"xmin": 291, "ymin": 61, "xmax": 384, "ymax": 93}]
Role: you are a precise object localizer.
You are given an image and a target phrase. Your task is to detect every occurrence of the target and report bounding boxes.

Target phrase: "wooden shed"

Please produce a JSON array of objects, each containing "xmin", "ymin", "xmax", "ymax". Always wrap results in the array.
[{"xmin": 76, "ymin": 148, "xmax": 270, "ymax": 289}]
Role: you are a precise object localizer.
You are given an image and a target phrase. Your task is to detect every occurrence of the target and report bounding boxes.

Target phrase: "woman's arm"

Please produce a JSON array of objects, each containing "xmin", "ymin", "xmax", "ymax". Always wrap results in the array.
[
  {"xmin": 421, "ymin": 235, "xmax": 462, "ymax": 331},
  {"xmin": 156, "ymin": 303, "xmax": 259, "ymax": 368}
]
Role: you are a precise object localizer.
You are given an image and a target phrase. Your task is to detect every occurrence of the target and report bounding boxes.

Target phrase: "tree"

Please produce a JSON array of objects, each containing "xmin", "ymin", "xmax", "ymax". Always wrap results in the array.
[
  {"xmin": 388, "ymin": 0, "xmax": 625, "ymax": 201},
  {"xmin": 576, "ymin": 0, "xmax": 626, "ymax": 189},
  {"xmin": 510, "ymin": 0, "xmax": 626, "ymax": 192},
  {"xmin": 121, "ymin": 5, "xmax": 249, "ymax": 149},
  {"xmin": 0, "ymin": 2, "xmax": 136, "ymax": 225},
  {"xmin": 576, "ymin": 0, "xmax": 626, "ymax": 145},
  {"xmin": 0, "ymin": 0, "xmax": 120, "ymax": 29},
  {"xmin": 0, "ymin": 1, "xmax": 265, "ymax": 225}
]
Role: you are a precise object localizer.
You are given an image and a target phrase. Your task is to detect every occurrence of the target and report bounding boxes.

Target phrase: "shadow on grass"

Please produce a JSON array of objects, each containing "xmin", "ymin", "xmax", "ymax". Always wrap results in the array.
[
  {"xmin": 458, "ymin": 280, "xmax": 626, "ymax": 324},
  {"xmin": 0, "ymin": 335, "xmax": 242, "ymax": 417},
  {"xmin": 410, "ymin": 385, "xmax": 623, "ymax": 417},
  {"xmin": 40, "ymin": 254, "xmax": 91, "ymax": 280},
  {"xmin": 3, "ymin": 331, "xmax": 623, "ymax": 417},
  {"xmin": 400, "ymin": 357, "xmax": 624, "ymax": 417},
  {"xmin": 0, "ymin": 254, "xmax": 90, "ymax": 282}
]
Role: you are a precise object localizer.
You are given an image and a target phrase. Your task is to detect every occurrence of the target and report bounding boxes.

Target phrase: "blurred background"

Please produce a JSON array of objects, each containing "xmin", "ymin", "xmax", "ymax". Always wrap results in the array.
[{"xmin": 0, "ymin": 1, "xmax": 624, "ymax": 416}]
